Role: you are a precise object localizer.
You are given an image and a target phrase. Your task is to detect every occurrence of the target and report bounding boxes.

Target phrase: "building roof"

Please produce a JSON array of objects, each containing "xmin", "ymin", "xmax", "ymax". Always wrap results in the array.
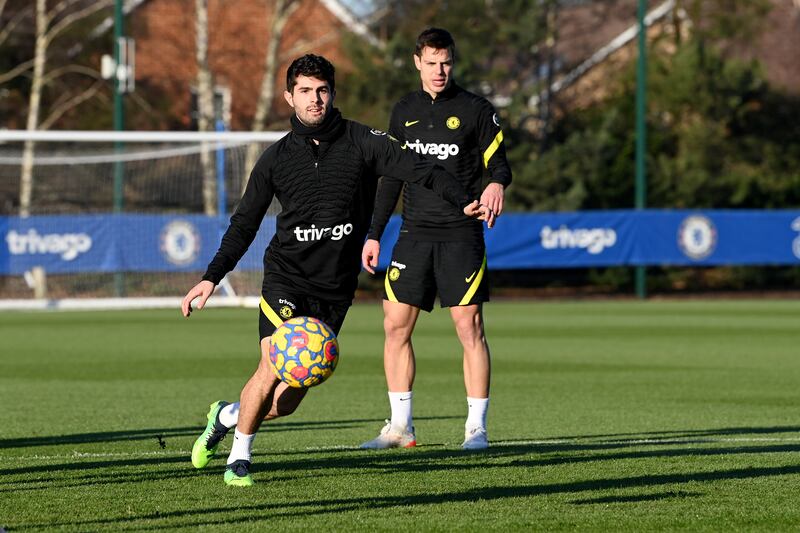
[
  {"xmin": 89, "ymin": 0, "xmax": 379, "ymax": 46},
  {"xmin": 533, "ymin": 0, "xmax": 675, "ymax": 108}
]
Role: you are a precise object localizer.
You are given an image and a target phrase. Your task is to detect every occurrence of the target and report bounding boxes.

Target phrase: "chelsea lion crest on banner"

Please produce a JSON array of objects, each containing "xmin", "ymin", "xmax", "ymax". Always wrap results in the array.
[
  {"xmin": 161, "ymin": 220, "xmax": 200, "ymax": 266},
  {"xmin": 677, "ymin": 215, "xmax": 717, "ymax": 260}
]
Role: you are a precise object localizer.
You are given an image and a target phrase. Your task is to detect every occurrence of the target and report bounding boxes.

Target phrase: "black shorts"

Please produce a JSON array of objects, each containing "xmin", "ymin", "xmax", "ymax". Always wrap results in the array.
[
  {"xmin": 258, "ymin": 277, "xmax": 351, "ymax": 340},
  {"xmin": 382, "ymin": 237, "xmax": 489, "ymax": 312}
]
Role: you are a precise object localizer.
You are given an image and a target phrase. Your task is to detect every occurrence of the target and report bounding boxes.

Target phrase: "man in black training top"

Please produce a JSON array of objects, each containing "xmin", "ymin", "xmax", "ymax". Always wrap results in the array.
[
  {"xmin": 181, "ymin": 54, "xmax": 492, "ymax": 487},
  {"xmin": 360, "ymin": 28, "xmax": 511, "ymax": 451}
]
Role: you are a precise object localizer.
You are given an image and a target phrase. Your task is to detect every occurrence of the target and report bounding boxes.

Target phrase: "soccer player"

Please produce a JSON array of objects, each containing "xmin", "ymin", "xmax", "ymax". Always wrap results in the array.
[
  {"xmin": 182, "ymin": 54, "xmax": 492, "ymax": 487},
  {"xmin": 360, "ymin": 28, "xmax": 511, "ymax": 450}
]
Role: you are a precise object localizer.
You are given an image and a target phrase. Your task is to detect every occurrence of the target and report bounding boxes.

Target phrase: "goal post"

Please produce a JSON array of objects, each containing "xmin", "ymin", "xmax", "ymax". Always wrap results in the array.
[{"xmin": 0, "ymin": 129, "xmax": 286, "ymax": 308}]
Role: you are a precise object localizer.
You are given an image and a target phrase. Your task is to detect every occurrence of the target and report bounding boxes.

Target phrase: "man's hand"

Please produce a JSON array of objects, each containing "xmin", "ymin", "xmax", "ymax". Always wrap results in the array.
[
  {"xmin": 464, "ymin": 200, "xmax": 496, "ymax": 228},
  {"xmin": 480, "ymin": 182, "xmax": 505, "ymax": 217},
  {"xmin": 181, "ymin": 280, "xmax": 215, "ymax": 317},
  {"xmin": 362, "ymin": 239, "xmax": 381, "ymax": 274}
]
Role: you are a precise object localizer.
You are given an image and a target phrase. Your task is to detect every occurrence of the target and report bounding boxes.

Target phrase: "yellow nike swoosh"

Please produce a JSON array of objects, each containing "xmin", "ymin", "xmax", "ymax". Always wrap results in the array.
[
  {"xmin": 465, "ymin": 271, "xmax": 476, "ymax": 283},
  {"xmin": 404, "ymin": 120, "xmax": 420, "ymax": 127}
]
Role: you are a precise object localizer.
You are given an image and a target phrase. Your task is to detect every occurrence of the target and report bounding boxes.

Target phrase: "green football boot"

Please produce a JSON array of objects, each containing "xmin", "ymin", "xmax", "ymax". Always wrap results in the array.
[
  {"xmin": 224, "ymin": 460, "xmax": 254, "ymax": 487},
  {"xmin": 191, "ymin": 401, "xmax": 230, "ymax": 469}
]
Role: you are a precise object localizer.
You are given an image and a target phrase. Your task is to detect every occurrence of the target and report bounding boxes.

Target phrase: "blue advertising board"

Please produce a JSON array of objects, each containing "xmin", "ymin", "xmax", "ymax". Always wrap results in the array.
[
  {"xmin": 1, "ymin": 210, "xmax": 799, "ymax": 275},
  {"xmin": 376, "ymin": 210, "xmax": 800, "ymax": 269},
  {"xmin": 0, "ymin": 214, "xmax": 275, "ymax": 275}
]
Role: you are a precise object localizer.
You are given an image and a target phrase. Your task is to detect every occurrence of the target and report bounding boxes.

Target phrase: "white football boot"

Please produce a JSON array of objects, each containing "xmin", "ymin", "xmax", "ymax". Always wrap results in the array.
[
  {"xmin": 360, "ymin": 420, "xmax": 417, "ymax": 449},
  {"xmin": 461, "ymin": 426, "xmax": 489, "ymax": 450}
]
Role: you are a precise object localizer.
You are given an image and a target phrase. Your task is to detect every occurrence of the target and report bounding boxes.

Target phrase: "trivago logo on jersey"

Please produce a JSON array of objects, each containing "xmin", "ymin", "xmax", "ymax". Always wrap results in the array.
[
  {"xmin": 293, "ymin": 222, "xmax": 354, "ymax": 242},
  {"xmin": 6, "ymin": 228, "xmax": 92, "ymax": 261},
  {"xmin": 404, "ymin": 139, "xmax": 460, "ymax": 160}
]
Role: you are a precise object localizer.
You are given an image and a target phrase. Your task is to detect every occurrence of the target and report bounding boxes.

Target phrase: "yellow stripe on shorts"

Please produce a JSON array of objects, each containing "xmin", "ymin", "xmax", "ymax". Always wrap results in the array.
[
  {"xmin": 384, "ymin": 271, "xmax": 398, "ymax": 302},
  {"xmin": 459, "ymin": 253, "xmax": 487, "ymax": 306},
  {"xmin": 483, "ymin": 131, "xmax": 504, "ymax": 168},
  {"xmin": 260, "ymin": 296, "xmax": 284, "ymax": 327}
]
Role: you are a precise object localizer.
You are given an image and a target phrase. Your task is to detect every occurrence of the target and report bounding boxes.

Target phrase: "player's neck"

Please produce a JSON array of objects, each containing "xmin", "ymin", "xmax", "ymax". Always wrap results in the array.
[{"xmin": 422, "ymin": 81, "xmax": 453, "ymax": 100}]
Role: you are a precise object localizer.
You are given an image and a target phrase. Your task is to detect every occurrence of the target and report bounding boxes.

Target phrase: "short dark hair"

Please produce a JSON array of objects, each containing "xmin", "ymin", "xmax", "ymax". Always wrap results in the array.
[
  {"xmin": 414, "ymin": 27, "xmax": 455, "ymax": 59},
  {"xmin": 286, "ymin": 54, "xmax": 336, "ymax": 93}
]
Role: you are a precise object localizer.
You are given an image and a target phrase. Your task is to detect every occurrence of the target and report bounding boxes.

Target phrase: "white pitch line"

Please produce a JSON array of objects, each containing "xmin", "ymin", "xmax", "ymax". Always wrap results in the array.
[
  {"xmin": 304, "ymin": 444, "xmax": 357, "ymax": 451},
  {"xmin": 499, "ymin": 437, "xmax": 800, "ymax": 446},
  {"xmin": 300, "ymin": 436, "xmax": 800, "ymax": 452},
  {"xmin": 3, "ymin": 437, "xmax": 800, "ymax": 461},
  {"xmin": 0, "ymin": 450, "xmax": 190, "ymax": 461}
]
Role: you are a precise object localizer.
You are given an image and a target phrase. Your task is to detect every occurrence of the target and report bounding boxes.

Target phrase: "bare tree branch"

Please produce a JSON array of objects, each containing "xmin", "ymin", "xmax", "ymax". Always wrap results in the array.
[
  {"xmin": 19, "ymin": 0, "xmax": 47, "ymax": 217},
  {"xmin": 195, "ymin": 0, "xmax": 214, "ymax": 134},
  {"xmin": 46, "ymin": 0, "xmax": 113, "ymax": 44},
  {"xmin": 46, "ymin": 0, "xmax": 89, "ymax": 25},
  {"xmin": 0, "ymin": 0, "xmax": 8, "ymax": 21},
  {"xmin": 128, "ymin": 91, "xmax": 155, "ymax": 113},
  {"xmin": 243, "ymin": 0, "xmax": 299, "ymax": 194},
  {"xmin": 195, "ymin": 0, "xmax": 217, "ymax": 214},
  {"xmin": 0, "ymin": 4, "xmax": 33, "ymax": 47},
  {"xmin": 39, "ymin": 79, "xmax": 104, "ymax": 130},
  {"xmin": 251, "ymin": 0, "xmax": 299, "ymax": 132},
  {"xmin": 48, "ymin": 88, "xmax": 73, "ymax": 110},
  {"xmin": 18, "ymin": 0, "xmax": 112, "ymax": 216},
  {"xmin": 42, "ymin": 64, "xmax": 102, "ymax": 85},
  {"xmin": 0, "ymin": 58, "xmax": 35, "ymax": 85}
]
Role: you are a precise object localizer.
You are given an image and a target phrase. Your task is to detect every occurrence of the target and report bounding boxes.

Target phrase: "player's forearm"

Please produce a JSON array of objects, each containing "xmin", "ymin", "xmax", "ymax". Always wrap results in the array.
[
  {"xmin": 371, "ymin": 130, "xmax": 472, "ymax": 211},
  {"xmin": 368, "ymin": 177, "xmax": 403, "ymax": 240},
  {"xmin": 487, "ymin": 162, "xmax": 512, "ymax": 187},
  {"xmin": 422, "ymin": 165, "xmax": 472, "ymax": 211},
  {"xmin": 202, "ymin": 221, "xmax": 259, "ymax": 283}
]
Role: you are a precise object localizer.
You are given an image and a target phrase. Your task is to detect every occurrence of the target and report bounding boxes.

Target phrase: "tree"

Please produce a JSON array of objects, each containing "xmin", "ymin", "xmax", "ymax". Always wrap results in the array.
[
  {"xmin": 195, "ymin": 0, "xmax": 216, "ymax": 215},
  {"xmin": 242, "ymin": 0, "xmax": 299, "ymax": 193},
  {"xmin": 507, "ymin": 0, "xmax": 800, "ymax": 212},
  {"xmin": 7, "ymin": 0, "xmax": 113, "ymax": 216}
]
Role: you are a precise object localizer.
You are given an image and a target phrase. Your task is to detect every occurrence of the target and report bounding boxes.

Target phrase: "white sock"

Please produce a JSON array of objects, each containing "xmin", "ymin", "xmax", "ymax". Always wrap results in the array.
[
  {"xmin": 388, "ymin": 391, "xmax": 413, "ymax": 430},
  {"xmin": 466, "ymin": 396, "xmax": 489, "ymax": 430},
  {"xmin": 218, "ymin": 402, "xmax": 239, "ymax": 428},
  {"xmin": 227, "ymin": 429, "xmax": 255, "ymax": 464}
]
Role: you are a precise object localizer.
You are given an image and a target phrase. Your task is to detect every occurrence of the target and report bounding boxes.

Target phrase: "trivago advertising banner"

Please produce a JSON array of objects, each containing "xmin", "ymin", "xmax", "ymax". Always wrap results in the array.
[
  {"xmin": 0, "ymin": 214, "xmax": 276, "ymax": 275},
  {"xmin": 376, "ymin": 210, "xmax": 800, "ymax": 269},
  {"xmin": 1, "ymin": 210, "xmax": 799, "ymax": 275}
]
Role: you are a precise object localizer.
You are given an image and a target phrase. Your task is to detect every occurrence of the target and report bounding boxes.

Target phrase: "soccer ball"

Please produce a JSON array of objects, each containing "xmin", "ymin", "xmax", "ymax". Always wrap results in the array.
[{"xmin": 268, "ymin": 316, "xmax": 339, "ymax": 388}]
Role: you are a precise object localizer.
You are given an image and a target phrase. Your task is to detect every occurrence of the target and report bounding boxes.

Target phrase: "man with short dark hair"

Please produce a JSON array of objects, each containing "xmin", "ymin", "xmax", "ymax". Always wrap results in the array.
[
  {"xmin": 182, "ymin": 54, "xmax": 492, "ymax": 486},
  {"xmin": 360, "ymin": 28, "xmax": 511, "ymax": 451}
]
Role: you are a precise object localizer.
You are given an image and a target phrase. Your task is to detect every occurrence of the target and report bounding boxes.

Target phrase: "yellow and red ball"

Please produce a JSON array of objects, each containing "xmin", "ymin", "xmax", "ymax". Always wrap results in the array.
[{"xmin": 268, "ymin": 316, "xmax": 339, "ymax": 388}]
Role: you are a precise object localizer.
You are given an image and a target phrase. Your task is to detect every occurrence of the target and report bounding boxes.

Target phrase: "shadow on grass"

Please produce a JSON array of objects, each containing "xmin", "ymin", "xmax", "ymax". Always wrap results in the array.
[
  {"xmin": 0, "ymin": 427, "xmax": 199, "ymax": 449},
  {"xmin": 3, "ymin": 423, "xmax": 799, "ymax": 480},
  {"xmin": 3, "ymin": 424, "xmax": 800, "ymax": 473},
  {"xmin": 570, "ymin": 490, "xmax": 702, "ymax": 505},
  {"xmin": 10, "ymin": 462, "xmax": 800, "ymax": 530},
  {"xmin": 549, "ymin": 425, "xmax": 800, "ymax": 442},
  {"xmin": 0, "ymin": 415, "xmax": 460, "ymax": 450},
  {"xmin": 7, "ymin": 440, "xmax": 800, "ymax": 486},
  {"xmin": 5, "ymin": 423, "xmax": 800, "ymax": 529}
]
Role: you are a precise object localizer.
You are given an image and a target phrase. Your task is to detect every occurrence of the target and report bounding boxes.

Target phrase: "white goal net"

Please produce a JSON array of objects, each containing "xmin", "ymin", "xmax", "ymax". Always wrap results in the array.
[{"xmin": 0, "ymin": 130, "xmax": 286, "ymax": 307}]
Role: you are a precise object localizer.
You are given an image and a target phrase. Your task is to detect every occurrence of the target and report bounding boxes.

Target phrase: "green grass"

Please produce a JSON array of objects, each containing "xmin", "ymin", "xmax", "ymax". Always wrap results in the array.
[{"xmin": 1, "ymin": 300, "xmax": 799, "ymax": 531}]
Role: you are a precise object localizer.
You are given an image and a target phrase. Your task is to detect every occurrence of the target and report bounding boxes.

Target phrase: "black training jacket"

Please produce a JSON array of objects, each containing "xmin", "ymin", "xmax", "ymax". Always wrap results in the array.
[
  {"xmin": 202, "ymin": 120, "xmax": 472, "ymax": 300},
  {"xmin": 368, "ymin": 83, "xmax": 512, "ymax": 241}
]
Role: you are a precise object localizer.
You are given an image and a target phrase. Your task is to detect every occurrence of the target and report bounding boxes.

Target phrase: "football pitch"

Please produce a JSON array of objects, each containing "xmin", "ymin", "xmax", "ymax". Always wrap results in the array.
[{"xmin": 1, "ymin": 299, "xmax": 799, "ymax": 531}]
